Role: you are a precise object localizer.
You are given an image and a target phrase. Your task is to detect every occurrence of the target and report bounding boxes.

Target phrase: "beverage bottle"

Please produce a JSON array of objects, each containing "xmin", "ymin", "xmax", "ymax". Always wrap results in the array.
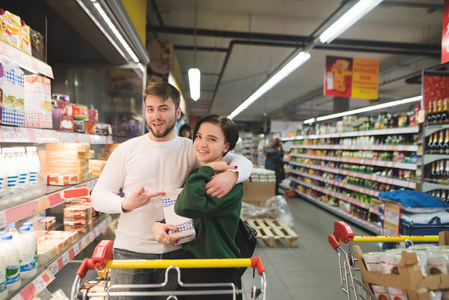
[
  {"xmin": 0, "ymin": 250, "xmax": 7, "ymax": 300},
  {"xmin": 4, "ymin": 224, "xmax": 18, "ymax": 241},
  {"xmin": 426, "ymin": 101, "xmax": 434, "ymax": 125},
  {"xmin": 21, "ymin": 223, "xmax": 37, "ymax": 270},
  {"xmin": 442, "ymin": 98, "xmax": 449, "ymax": 123},
  {"xmin": 14, "ymin": 148, "xmax": 31, "ymax": 199},
  {"xmin": 26, "ymin": 147, "xmax": 43, "ymax": 197},
  {"xmin": 0, "ymin": 234, "xmax": 21, "ymax": 292},
  {"xmin": 2, "ymin": 148, "xmax": 21, "ymax": 203},
  {"xmin": 435, "ymin": 99, "xmax": 442, "ymax": 123},
  {"xmin": 0, "ymin": 149, "xmax": 5, "ymax": 199},
  {"xmin": 16, "ymin": 227, "xmax": 36, "ymax": 279}
]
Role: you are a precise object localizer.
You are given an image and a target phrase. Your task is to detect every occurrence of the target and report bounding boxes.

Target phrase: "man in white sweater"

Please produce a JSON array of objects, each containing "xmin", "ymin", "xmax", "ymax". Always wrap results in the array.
[{"xmin": 91, "ymin": 82, "xmax": 252, "ymax": 298}]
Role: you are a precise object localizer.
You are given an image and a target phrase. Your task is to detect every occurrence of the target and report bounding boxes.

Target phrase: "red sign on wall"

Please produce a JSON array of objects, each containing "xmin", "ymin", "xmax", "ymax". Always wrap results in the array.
[{"xmin": 443, "ymin": 0, "xmax": 449, "ymax": 64}]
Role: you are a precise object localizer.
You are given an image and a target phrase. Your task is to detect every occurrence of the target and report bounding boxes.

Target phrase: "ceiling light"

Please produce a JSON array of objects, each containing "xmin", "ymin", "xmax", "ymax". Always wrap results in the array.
[
  {"xmin": 319, "ymin": 0, "xmax": 383, "ymax": 44},
  {"xmin": 229, "ymin": 51, "xmax": 311, "ymax": 119},
  {"xmin": 303, "ymin": 118, "xmax": 315, "ymax": 124},
  {"xmin": 188, "ymin": 68, "xmax": 201, "ymax": 101},
  {"xmin": 91, "ymin": 1, "xmax": 140, "ymax": 63},
  {"xmin": 315, "ymin": 95, "xmax": 422, "ymax": 122}
]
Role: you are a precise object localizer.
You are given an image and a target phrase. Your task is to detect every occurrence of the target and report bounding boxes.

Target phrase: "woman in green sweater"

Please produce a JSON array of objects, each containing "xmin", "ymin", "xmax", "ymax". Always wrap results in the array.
[{"xmin": 174, "ymin": 114, "xmax": 243, "ymax": 299}]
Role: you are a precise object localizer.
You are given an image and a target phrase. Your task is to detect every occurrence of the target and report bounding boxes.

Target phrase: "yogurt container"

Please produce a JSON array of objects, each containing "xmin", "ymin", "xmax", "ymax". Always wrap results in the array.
[
  {"xmin": 387, "ymin": 287, "xmax": 408, "ymax": 300},
  {"xmin": 363, "ymin": 252, "xmax": 382, "ymax": 273},
  {"xmin": 380, "ymin": 252, "xmax": 402, "ymax": 275},
  {"xmin": 371, "ymin": 285, "xmax": 391, "ymax": 300},
  {"xmin": 426, "ymin": 252, "xmax": 448, "ymax": 275}
]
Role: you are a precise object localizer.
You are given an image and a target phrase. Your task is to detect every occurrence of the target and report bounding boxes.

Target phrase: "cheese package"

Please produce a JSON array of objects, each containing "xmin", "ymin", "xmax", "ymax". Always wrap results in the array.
[
  {"xmin": 0, "ymin": 57, "xmax": 25, "ymax": 126},
  {"xmin": 161, "ymin": 189, "xmax": 196, "ymax": 244},
  {"xmin": 20, "ymin": 20, "xmax": 32, "ymax": 55},
  {"xmin": 24, "ymin": 75, "xmax": 52, "ymax": 128},
  {"xmin": 1, "ymin": 10, "xmax": 21, "ymax": 48}
]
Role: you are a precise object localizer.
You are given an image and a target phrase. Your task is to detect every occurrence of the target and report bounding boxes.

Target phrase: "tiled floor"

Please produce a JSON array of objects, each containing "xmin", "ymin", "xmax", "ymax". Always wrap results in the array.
[
  {"xmin": 50, "ymin": 195, "xmax": 381, "ymax": 299},
  {"xmin": 241, "ymin": 195, "xmax": 380, "ymax": 300}
]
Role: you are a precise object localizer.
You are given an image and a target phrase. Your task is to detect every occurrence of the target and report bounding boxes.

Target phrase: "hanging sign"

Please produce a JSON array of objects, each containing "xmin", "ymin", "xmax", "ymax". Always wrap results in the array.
[
  {"xmin": 383, "ymin": 202, "xmax": 401, "ymax": 236},
  {"xmin": 442, "ymin": 0, "xmax": 449, "ymax": 64},
  {"xmin": 324, "ymin": 56, "xmax": 379, "ymax": 100}
]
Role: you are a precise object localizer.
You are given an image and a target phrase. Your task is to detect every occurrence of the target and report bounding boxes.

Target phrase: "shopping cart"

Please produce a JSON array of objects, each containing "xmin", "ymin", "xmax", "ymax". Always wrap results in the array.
[
  {"xmin": 327, "ymin": 221, "xmax": 443, "ymax": 300},
  {"xmin": 71, "ymin": 240, "xmax": 267, "ymax": 300}
]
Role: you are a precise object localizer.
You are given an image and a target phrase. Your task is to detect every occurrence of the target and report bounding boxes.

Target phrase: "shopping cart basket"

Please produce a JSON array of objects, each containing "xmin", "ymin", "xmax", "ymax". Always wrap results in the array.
[
  {"xmin": 327, "ymin": 221, "xmax": 444, "ymax": 300},
  {"xmin": 71, "ymin": 240, "xmax": 267, "ymax": 300}
]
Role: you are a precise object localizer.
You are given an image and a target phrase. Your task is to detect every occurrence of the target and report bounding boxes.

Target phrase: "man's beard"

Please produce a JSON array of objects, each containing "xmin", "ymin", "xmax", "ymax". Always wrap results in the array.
[{"xmin": 150, "ymin": 119, "xmax": 176, "ymax": 138}]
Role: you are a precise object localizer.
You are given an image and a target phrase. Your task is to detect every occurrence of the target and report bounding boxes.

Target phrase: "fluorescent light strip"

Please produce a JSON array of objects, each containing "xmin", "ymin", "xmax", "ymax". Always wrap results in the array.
[
  {"xmin": 319, "ymin": 0, "xmax": 383, "ymax": 43},
  {"xmin": 315, "ymin": 95, "xmax": 422, "ymax": 122},
  {"xmin": 188, "ymin": 68, "xmax": 201, "ymax": 101},
  {"xmin": 228, "ymin": 51, "xmax": 311, "ymax": 119},
  {"xmin": 92, "ymin": 2, "xmax": 140, "ymax": 63},
  {"xmin": 76, "ymin": 0, "xmax": 126, "ymax": 59},
  {"xmin": 303, "ymin": 118, "xmax": 315, "ymax": 124}
]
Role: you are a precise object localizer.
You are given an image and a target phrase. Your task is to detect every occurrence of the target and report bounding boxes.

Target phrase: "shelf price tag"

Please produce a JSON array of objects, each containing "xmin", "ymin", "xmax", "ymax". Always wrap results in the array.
[
  {"xmin": 89, "ymin": 231, "xmax": 95, "ymax": 242},
  {"xmin": 95, "ymin": 227, "xmax": 101, "ymax": 236},
  {"xmin": 32, "ymin": 275, "xmax": 47, "ymax": 294},
  {"xmin": 383, "ymin": 202, "xmax": 401, "ymax": 236},
  {"xmin": 44, "ymin": 130, "xmax": 57, "ymax": 142},
  {"xmin": 81, "ymin": 238, "xmax": 88, "ymax": 249},
  {"xmin": 0, "ymin": 211, "xmax": 7, "ymax": 228},
  {"xmin": 34, "ymin": 129, "xmax": 45, "ymax": 142},
  {"xmin": 2, "ymin": 126, "xmax": 17, "ymax": 141},
  {"xmin": 16, "ymin": 128, "xmax": 30, "ymax": 142},
  {"xmin": 73, "ymin": 243, "xmax": 80, "ymax": 256},
  {"xmin": 62, "ymin": 252, "xmax": 70, "ymax": 266},
  {"xmin": 49, "ymin": 261, "xmax": 59, "ymax": 275}
]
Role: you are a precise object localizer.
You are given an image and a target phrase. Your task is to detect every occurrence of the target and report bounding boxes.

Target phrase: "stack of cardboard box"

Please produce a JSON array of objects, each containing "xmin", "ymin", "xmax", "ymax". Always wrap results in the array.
[
  {"xmin": 43, "ymin": 143, "xmax": 91, "ymax": 185},
  {"xmin": 63, "ymin": 198, "xmax": 96, "ymax": 233}
]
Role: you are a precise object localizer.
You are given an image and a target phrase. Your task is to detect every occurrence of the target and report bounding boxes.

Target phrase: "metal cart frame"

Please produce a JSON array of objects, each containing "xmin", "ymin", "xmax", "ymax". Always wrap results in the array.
[{"xmin": 71, "ymin": 240, "xmax": 267, "ymax": 300}]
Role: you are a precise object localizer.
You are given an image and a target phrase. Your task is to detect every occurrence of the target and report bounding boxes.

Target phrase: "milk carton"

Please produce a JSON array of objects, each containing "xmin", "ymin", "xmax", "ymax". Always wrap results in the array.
[
  {"xmin": 161, "ymin": 189, "xmax": 196, "ymax": 244},
  {"xmin": 24, "ymin": 75, "xmax": 52, "ymax": 128}
]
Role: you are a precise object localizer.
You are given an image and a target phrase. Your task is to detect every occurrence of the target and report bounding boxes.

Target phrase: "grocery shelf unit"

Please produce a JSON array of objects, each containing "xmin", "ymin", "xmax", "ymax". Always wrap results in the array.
[
  {"xmin": 282, "ymin": 126, "xmax": 421, "ymax": 234},
  {"xmin": 421, "ymin": 71, "xmax": 449, "ymax": 202},
  {"xmin": 1, "ymin": 40, "xmax": 114, "ymax": 300}
]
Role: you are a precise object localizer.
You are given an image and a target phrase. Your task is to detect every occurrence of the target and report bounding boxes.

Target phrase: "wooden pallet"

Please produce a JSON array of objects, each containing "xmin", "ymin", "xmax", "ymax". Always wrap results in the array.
[{"xmin": 245, "ymin": 218, "xmax": 298, "ymax": 247}]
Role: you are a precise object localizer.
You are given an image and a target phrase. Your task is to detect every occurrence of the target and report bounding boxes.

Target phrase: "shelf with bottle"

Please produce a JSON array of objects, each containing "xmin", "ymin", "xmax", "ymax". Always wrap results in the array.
[
  {"xmin": 11, "ymin": 214, "xmax": 113, "ymax": 300},
  {"xmin": 287, "ymin": 161, "xmax": 416, "ymax": 189},
  {"xmin": 0, "ymin": 178, "xmax": 97, "ymax": 229},
  {"xmin": 289, "ymin": 168, "xmax": 380, "ymax": 198},
  {"xmin": 288, "ymin": 173, "xmax": 379, "ymax": 214},
  {"xmin": 0, "ymin": 125, "xmax": 114, "ymax": 144},
  {"xmin": 290, "ymin": 179, "xmax": 381, "ymax": 234},
  {"xmin": 290, "ymin": 153, "xmax": 417, "ymax": 170},
  {"xmin": 282, "ymin": 126, "xmax": 420, "ymax": 141},
  {"xmin": 425, "ymin": 97, "xmax": 449, "ymax": 127}
]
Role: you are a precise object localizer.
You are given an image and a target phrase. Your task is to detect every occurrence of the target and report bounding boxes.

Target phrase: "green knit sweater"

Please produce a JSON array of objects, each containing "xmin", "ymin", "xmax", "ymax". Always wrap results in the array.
[{"xmin": 174, "ymin": 166, "xmax": 243, "ymax": 259}]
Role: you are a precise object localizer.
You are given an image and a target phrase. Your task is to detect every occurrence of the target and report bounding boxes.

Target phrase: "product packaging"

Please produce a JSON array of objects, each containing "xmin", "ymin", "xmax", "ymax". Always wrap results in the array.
[
  {"xmin": 161, "ymin": 189, "xmax": 196, "ymax": 244},
  {"xmin": 0, "ymin": 57, "xmax": 25, "ymax": 126},
  {"xmin": 20, "ymin": 20, "xmax": 31, "ymax": 55},
  {"xmin": 24, "ymin": 75, "xmax": 52, "ymax": 128},
  {"xmin": 0, "ymin": 10, "xmax": 21, "ymax": 49}
]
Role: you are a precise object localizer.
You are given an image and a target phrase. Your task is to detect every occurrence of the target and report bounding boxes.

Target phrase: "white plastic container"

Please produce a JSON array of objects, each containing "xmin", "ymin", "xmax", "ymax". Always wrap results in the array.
[
  {"xmin": 387, "ymin": 287, "xmax": 408, "ymax": 300},
  {"xmin": 21, "ymin": 223, "xmax": 37, "ymax": 272},
  {"xmin": 4, "ymin": 224, "xmax": 18, "ymax": 241},
  {"xmin": 380, "ymin": 252, "xmax": 401, "ymax": 274},
  {"xmin": 14, "ymin": 147, "xmax": 31, "ymax": 198},
  {"xmin": 17, "ymin": 226, "xmax": 36, "ymax": 279},
  {"xmin": 0, "ymin": 148, "xmax": 5, "ymax": 194},
  {"xmin": 0, "ymin": 251, "xmax": 8, "ymax": 300},
  {"xmin": 0, "ymin": 234, "xmax": 21, "ymax": 292},
  {"xmin": 363, "ymin": 252, "xmax": 381, "ymax": 273},
  {"xmin": 371, "ymin": 285, "xmax": 391, "ymax": 300},
  {"xmin": 2, "ymin": 148, "xmax": 21, "ymax": 202},
  {"xmin": 26, "ymin": 147, "xmax": 42, "ymax": 197}
]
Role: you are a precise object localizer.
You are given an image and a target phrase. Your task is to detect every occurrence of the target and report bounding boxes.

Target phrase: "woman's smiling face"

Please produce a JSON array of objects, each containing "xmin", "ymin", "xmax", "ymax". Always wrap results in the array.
[{"xmin": 194, "ymin": 122, "xmax": 230, "ymax": 164}]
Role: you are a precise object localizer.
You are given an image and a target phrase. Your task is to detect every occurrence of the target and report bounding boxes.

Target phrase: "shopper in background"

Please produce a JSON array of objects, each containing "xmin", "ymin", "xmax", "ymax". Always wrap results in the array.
[
  {"xmin": 179, "ymin": 123, "xmax": 193, "ymax": 139},
  {"xmin": 264, "ymin": 138, "xmax": 285, "ymax": 195},
  {"xmin": 91, "ymin": 82, "xmax": 253, "ymax": 300},
  {"xmin": 174, "ymin": 115, "xmax": 243, "ymax": 299}
]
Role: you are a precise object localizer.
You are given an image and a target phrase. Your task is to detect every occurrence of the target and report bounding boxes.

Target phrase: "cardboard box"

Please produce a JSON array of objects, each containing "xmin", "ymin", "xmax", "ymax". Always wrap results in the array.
[
  {"xmin": 242, "ymin": 181, "xmax": 275, "ymax": 207},
  {"xmin": 0, "ymin": 57, "xmax": 25, "ymax": 126},
  {"xmin": 24, "ymin": 75, "xmax": 52, "ymax": 128},
  {"xmin": 354, "ymin": 231, "xmax": 449, "ymax": 300}
]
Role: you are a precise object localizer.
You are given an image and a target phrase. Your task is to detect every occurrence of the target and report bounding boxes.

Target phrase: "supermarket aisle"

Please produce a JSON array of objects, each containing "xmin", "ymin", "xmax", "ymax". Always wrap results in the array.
[
  {"xmin": 50, "ymin": 195, "xmax": 380, "ymax": 299},
  {"xmin": 241, "ymin": 195, "xmax": 380, "ymax": 300}
]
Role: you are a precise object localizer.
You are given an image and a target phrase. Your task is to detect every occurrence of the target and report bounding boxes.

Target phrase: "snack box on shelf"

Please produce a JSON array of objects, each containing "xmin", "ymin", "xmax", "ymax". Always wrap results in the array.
[
  {"xmin": 37, "ymin": 230, "xmax": 79, "ymax": 264},
  {"xmin": 45, "ymin": 173, "xmax": 87, "ymax": 186},
  {"xmin": 354, "ymin": 231, "xmax": 449, "ymax": 300},
  {"xmin": 24, "ymin": 75, "xmax": 52, "ymax": 128}
]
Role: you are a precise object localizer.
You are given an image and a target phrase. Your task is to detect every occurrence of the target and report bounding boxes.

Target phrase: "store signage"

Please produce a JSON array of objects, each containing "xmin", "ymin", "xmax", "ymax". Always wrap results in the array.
[
  {"xmin": 442, "ymin": 0, "xmax": 449, "ymax": 64},
  {"xmin": 383, "ymin": 202, "xmax": 401, "ymax": 236},
  {"xmin": 324, "ymin": 56, "xmax": 379, "ymax": 100}
]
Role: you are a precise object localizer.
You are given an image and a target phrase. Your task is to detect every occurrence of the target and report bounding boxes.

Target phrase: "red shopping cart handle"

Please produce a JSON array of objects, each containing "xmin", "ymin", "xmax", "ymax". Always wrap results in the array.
[
  {"xmin": 328, "ymin": 234, "xmax": 340, "ymax": 249},
  {"xmin": 333, "ymin": 221, "xmax": 354, "ymax": 243},
  {"xmin": 76, "ymin": 240, "xmax": 114, "ymax": 278}
]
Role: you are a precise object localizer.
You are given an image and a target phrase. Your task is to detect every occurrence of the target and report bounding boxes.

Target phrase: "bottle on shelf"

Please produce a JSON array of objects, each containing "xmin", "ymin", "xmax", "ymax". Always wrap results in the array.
[
  {"xmin": 14, "ymin": 147, "xmax": 31, "ymax": 199},
  {"xmin": 0, "ymin": 149, "xmax": 5, "ymax": 198},
  {"xmin": 429, "ymin": 161, "xmax": 437, "ymax": 180},
  {"xmin": 439, "ymin": 160, "xmax": 446, "ymax": 183},
  {"xmin": 427, "ymin": 133, "xmax": 435, "ymax": 151},
  {"xmin": 426, "ymin": 101, "xmax": 434, "ymax": 125},
  {"xmin": 0, "ymin": 233, "xmax": 21, "ymax": 292},
  {"xmin": 437, "ymin": 130, "xmax": 445, "ymax": 152},
  {"xmin": 0, "ymin": 249, "xmax": 7, "ymax": 300},
  {"xmin": 444, "ymin": 129, "xmax": 449, "ymax": 154},
  {"xmin": 16, "ymin": 226, "xmax": 37, "ymax": 279},
  {"xmin": 26, "ymin": 147, "xmax": 43, "ymax": 197},
  {"xmin": 442, "ymin": 98, "xmax": 449, "ymax": 123},
  {"xmin": 2, "ymin": 148, "xmax": 21, "ymax": 203},
  {"xmin": 434, "ymin": 99, "xmax": 442, "ymax": 123}
]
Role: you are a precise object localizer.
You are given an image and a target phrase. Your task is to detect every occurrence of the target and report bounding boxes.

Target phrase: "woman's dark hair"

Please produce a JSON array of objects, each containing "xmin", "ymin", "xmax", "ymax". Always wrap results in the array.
[
  {"xmin": 193, "ymin": 115, "xmax": 239, "ymax": 157},
  {"xmin": 263, "ymin": 138, "xmax": 283, "ymax": 155},
  {"xmin": 179, "ymin": 123, "xmax": 192, "ymax": 137}
]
